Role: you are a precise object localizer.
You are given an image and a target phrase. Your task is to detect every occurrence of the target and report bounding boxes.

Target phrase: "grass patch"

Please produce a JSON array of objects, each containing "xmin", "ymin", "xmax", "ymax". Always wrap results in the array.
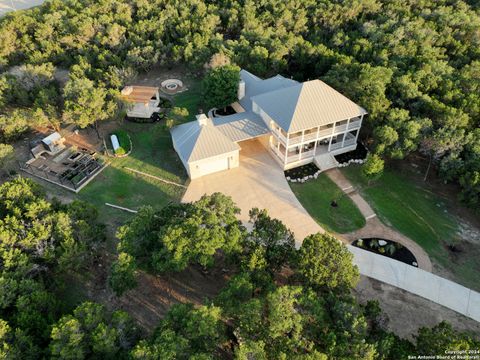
[
  {"xmin": 340, "ymin": 165, "xmax": 480, "ymax": 290},
  {"xmin": 174, "ymin": 79, "xmax": 203, "ymax": 117},
  {"xmin": 79, "ymin": 121, "xmax": 187, "ymax": 221},
  {"xmin": 76, "ymin": 78, "xmax": 204, "ymax": 224},
  {"xmin": 290, "ymin": 174, "xmax": 366, "ymax": 233}
]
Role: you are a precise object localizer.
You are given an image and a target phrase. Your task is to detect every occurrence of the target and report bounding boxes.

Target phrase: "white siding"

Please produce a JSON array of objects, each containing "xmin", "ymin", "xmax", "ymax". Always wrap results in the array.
[{"xmin": 188, "ymin": 151, "xmax": 239, "ymax": 179}]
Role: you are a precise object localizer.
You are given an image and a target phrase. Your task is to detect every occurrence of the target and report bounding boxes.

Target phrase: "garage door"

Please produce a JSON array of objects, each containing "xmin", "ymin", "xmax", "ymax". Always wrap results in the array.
[{"xmin": 195, "ymin": 156, "xmax": 230, "ymax": 178}]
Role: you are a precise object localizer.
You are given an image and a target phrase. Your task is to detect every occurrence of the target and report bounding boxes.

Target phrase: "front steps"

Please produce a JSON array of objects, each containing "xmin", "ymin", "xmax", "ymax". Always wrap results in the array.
[{"xmin": 314, "ymin": 152, "xmax": 339, "ymax": 172}]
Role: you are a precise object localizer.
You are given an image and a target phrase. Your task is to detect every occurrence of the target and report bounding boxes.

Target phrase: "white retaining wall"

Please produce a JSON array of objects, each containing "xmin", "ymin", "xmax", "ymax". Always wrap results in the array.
[{"xmin": 348, "ymin": 245, "xmax": 480, "ymax": 322}]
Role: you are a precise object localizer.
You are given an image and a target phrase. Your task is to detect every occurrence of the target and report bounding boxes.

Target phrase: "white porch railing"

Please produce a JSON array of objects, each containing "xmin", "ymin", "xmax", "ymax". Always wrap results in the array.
[
  {"xmin": 330, "ymin": 142, "xmax": 343, "ymax": 151},
  {"xmin": 318, "ymin": 128, "xmax": 333, "ymax": 137},
  {"xmin": 334, "ymin": 124, "xmax": 348, "ymax": 133},
  {"xmin": 348, "ymin": 119, "xmax": 361, "ymax": 130},
  {"xmin": 271, "ymin": 145, "xmax": 286, "ymax": 160},
  {"xmin": 288, "ymin": 135, "xmax": 302, "ymax": 145},
  {"xmin": 343, "ymin": 137, "xmax": 356, "ymax": 147},
  {"xmin": 272, "ymin": 128, "xmax": 288, "ymax": 144},
  {"xmin": 286, "ymin": 149, "xmax": 315, "ymax": 163}
]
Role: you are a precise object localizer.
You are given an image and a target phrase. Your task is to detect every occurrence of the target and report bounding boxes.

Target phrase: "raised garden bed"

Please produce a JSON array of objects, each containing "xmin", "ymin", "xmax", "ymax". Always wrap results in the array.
[
  {"xmin": 334, "ymin": 142, "xmax": 368, "ymax": 164},
  {"xmin": 352, "ymin": 238, "xmax": 418, "ymax": 267}
]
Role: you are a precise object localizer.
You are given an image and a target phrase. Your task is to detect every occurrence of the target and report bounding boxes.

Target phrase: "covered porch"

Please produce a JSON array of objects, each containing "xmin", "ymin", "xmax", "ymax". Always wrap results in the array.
[{"xmin": 269, "ymin": 131, "xmax": 358, "ymax": 169}]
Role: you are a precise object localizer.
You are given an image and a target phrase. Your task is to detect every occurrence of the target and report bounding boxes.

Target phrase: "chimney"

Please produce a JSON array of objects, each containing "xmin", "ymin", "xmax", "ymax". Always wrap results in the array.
[
  {"xmin": 196, "ymin": 114, "xmax": 210, "ymax": 126},
  {"xmin": 238, "ymin": 79, "xmax": 245, "ymax": 100}
]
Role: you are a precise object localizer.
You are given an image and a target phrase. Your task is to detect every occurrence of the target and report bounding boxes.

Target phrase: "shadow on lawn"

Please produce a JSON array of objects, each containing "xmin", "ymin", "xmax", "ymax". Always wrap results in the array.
[{"xmin": 77, "ymin": 166, "xmax": 184, "ymax": 222}]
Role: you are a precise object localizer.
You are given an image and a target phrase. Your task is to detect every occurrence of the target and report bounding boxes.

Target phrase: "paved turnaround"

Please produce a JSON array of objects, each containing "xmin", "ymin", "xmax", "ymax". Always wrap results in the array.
[{"xmin": 183, "ymin": 139, "xmax": 480, "ymax": 323}]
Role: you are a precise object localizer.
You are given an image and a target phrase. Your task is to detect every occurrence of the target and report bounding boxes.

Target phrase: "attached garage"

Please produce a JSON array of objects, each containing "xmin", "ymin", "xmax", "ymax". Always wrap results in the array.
[
  {"xmin": 189, "ymin": 151, "xmax": 239, "ymax": 179},
  {"xmin": 171, "ymin": 115, "xmax": 241, "ymax": 179}
]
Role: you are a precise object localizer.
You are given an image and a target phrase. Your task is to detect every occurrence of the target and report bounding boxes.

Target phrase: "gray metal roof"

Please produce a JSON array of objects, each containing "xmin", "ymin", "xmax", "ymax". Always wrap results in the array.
[
  {"xmin": 252, "ymin": 80, "xmax": 367, "ymax": 133},
  {"xmin": 238, "ymin": 70, "xmax": 298, "ymax": 111},
  {"xmin": 171, "ymin": 120, "xmax": 240, "ymax": 163},
  {"xmin": 212, "ymin": 112, "xmax": 269, "ymax": 142}
]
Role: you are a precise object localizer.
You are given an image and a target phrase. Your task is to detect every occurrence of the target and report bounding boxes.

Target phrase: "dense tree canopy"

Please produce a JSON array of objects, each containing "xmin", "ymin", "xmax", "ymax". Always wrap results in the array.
[
  {"xmin": 0, "ymin": 178, "xmax": 106, "ymax": 358},
  {"xmin": 297, "ymin": 233, "xmax": 359, "ymax": 291},
  {"xmin": 0, "ymin": 0, "xmax": 479, "ymax": 206},
  {"xmin": 0, "ymin": 179, "xmax": 477, "ymax": 358},
  {"xmin": 111, "ymin": 193, "xmax": 245, "ymax": 290}
]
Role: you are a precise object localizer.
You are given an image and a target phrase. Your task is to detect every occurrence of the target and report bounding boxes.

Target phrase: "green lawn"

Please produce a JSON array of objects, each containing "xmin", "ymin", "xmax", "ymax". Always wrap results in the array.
[
  {"xmin": 341, "ymin": 165, "xmax": 480, "ymax": 290},
  {"xmin": 77, "ymin": 78, "xmax": 203, "ymax": 225},
  {"xmin": 289, "ymin": 174, "xmax": 366, "ymax": 233}
]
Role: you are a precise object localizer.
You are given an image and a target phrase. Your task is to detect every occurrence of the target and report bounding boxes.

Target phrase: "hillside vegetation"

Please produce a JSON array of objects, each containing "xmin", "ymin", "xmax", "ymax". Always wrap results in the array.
[{"xmin": 0, "ymin": 0, "xmax": 479, "ymax": 208}]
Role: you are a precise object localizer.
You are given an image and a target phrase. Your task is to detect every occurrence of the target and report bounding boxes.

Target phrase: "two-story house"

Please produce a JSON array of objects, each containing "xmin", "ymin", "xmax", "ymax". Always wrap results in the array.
[{"xmin": 171, "ymin": 70, "xmax": 366, "ymax": 179}]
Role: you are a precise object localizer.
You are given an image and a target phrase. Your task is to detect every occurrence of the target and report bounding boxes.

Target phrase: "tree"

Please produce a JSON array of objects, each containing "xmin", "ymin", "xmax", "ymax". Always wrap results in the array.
[
  {"xmin": 0, "ymin": 178, "xmax": 106, "ymax": 356},
  {"xmin": 0, "ymin": 143, "xmax": 14, "ymax": 175},
  {"xmin": 153, "ymin": 193, "xmax": 245, "ymax": 272},
  {"xmin": 415, "ymin": 321, "xmax": 479, "ymax": 355},
  {"xmin": 297, "ymin": 233, "xmax": 359, "ymax": 291},
  {"xmin": 362, "ymin": 153, "xmax": 384, "ymax": 184},
  {"xmin": 131, "ymin": 303, "xmax": 225, "ymax": 359},
  {"xmin": 115, "ymin": 193, "xmax": 245, "ymax": 274},
  {"xmin": 0, "ymin": 109, "xmax": 30, "ymax": 142},
  {"xmin": 50, "ymin": 316, "xmax": 85, "ymax": 360},
  {"xmin": 373, "ymin": 125, "xmax": 398, "ymax": 155},
  {"xmin": 108, "ymin": 252, "xmax": 137, "ymax": 296},
  {"xmin": 204, "ymin": 52, "xmax": 231, "ymax": 70},
  {"xmin": 202, "ymin": 64, "xmax": 240, "ymax": 111},
  {"xmin": 50, "ymin": 302, "xmax": 139, "ymax": 359},
  {"xmin": 244, "ymin": 208, "xmax": 296, "ymax": 276},
  {"xmin": 63, "ymin": 77, "xmax": 116, "ymax": 137}
]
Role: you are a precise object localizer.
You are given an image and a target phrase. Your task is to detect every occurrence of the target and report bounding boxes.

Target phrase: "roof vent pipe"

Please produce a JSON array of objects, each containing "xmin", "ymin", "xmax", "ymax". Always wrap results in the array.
[{"xmin": 196, "ymin": 114, "xmax": 210, "ymax": 126}]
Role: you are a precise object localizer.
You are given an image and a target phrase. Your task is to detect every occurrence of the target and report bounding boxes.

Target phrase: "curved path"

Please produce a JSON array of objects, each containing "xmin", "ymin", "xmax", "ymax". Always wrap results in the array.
[
  {"xmin": 182, "ymin": 139, "xmax": 480, "ymax": 323},
  {"xmin": 326, "ymin": 168, "xmax": 433, "ymax": 272}
]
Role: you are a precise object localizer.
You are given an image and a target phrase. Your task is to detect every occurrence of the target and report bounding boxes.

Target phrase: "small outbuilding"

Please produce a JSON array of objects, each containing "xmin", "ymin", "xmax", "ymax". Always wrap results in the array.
[
  {"xmin": 121, "ymin": 85, "xmax": 160, "ymax": 119},
  {"xmin": 171, "ymin": 114, "xmax": 240, "ymax": 179}
]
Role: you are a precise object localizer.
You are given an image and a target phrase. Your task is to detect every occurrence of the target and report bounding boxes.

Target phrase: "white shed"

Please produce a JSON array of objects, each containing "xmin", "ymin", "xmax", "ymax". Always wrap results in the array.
[{"xmin": 121, "ymin": 86, "xmax": 160, "ymax": 119}]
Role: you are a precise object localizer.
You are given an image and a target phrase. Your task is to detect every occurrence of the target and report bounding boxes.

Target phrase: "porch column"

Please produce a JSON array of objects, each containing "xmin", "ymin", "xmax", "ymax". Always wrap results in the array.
[
  {"xmin": 285, "ymin": 134, "xmax": 290, "ymax": 165},
  {"xmin": 313, "ymin": 126, "xmax": 320, "ymax": 154},
  {"xmin": 328, "ymin": 135, "xmax": 333, "ymax": 152},
  {"xmin": 341, "ymin": 132, "xmax": 346, "ymax": 148},
  {"xmin": 355, "ymin": 114, "xmax": 364, "ymax": 143}
]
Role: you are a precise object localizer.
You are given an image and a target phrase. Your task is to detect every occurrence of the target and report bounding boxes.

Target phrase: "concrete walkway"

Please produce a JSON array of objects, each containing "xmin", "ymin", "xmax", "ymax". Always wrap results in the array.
[
  {"xmin": 327, "ymin": 167, "xmax": 480, "ymax": 322},
  {"xmin": 350, "ymin": 245, "xmax": 480, "ymax": 322},
  {"xmin": 345, "ymin": 217, "xmax": 433, "ymax": 271},
  {"xmin": 326, "ymin": 168, "xmax": 376, "ymax": 219},
  {"xmin": 326, "ymin": 168, "xmax": 432, "ymax": 271}
]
